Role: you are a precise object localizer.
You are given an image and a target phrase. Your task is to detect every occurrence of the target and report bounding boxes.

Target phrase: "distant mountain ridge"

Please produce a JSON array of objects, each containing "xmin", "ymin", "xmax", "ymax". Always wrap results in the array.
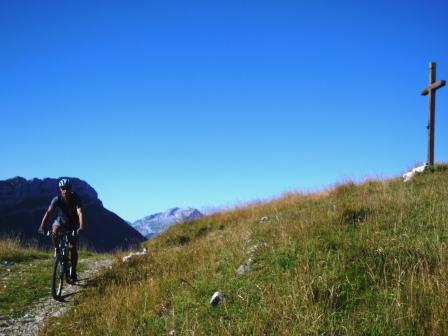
[
  {"xmin": 0, "ymin": 177, "xmax": 99, "ymax": 213},
  {"xmin": 0, "ymin": 177, "xmax": 145, "ymax": 252},
  {"xmin": 131, "ymin": 207, "xmax": 203, "ymax": 238}
]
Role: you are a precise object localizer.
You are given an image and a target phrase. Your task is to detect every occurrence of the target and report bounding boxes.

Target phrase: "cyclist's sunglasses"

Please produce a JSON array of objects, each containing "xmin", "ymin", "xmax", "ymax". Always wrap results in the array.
[{"xmin": 60, "ymin": 186, "xmax": 70, "ymax": 191}]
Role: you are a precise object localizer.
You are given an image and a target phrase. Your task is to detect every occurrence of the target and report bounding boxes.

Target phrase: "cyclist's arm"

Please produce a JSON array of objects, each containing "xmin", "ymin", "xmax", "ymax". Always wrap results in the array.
[
  {"xmin": 39, "ymin": 206, "xmax": 54, "ymax": 233},
  {"xmin": 77, "ymin": 206, "xmax": 85, "ymax": 231}
]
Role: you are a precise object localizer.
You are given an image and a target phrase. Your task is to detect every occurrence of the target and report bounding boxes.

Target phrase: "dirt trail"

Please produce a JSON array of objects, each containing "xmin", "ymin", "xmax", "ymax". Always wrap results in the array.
[{"xmin": 0, "ymin": 257, "xmax": 113, "ymax": 336}]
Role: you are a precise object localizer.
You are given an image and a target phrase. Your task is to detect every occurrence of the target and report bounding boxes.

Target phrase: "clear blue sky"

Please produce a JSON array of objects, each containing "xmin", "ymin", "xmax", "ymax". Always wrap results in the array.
[{"xmin": 1, "ymin": 1, "xmax": 447, "ymax": 222}]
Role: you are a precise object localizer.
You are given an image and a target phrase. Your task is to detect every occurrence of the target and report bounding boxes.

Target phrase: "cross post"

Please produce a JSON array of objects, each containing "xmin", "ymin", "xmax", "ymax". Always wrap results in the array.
[{"xmin": 421, "ymin": 62, "xmax": 446, "ymax": 166}]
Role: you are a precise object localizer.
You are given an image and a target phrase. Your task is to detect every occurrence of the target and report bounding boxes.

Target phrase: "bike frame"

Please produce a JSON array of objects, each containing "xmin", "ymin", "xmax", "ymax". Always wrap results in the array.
[{"xmin": 49, "ymin": 230, "xmax": 76, "ymax": 300}]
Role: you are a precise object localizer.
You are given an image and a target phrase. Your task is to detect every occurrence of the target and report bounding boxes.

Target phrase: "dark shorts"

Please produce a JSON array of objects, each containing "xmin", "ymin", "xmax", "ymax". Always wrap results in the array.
[{"xmin": 52, "ymin": 220, "xmax": 78, "ymax": 245}]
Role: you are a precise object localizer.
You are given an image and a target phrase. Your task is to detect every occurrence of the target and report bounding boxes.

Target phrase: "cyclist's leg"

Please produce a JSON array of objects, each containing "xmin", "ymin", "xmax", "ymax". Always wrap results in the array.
[
  {"xmin": 51, "ymin": 220, "xmax": 62, "ymax": 249},
  {"xmin": 69, "ymin": 238, "xmax": 78, "ymax": 280}
]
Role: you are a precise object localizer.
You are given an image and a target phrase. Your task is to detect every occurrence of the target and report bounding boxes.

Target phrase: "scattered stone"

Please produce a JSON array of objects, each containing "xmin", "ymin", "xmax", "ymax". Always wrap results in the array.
[
  {"xmin": 235, "ymin": 242, "xmax": 268, "ymax": 276},
  {"xmin": 52, "ymin": 307, "xmax": 69, "ymax": 318},
  {"xmin": 235, "ymin": 257, "xmax": 254, "ymax": 276},
  {"xmin": 122, "ymin": 248, "xmax": 147, "ymax": 263},
  {"xmin": 403, "ymin": 164, "xmax": 427, "ymax": 182},
  {"xmin": 210, "ymin": 291, "xmax": 224, "ymax": 306},
  {"xmin": 259, "ymin": 216, "xmax": 269, "ymax": 223},
  {"xmin": 168, "ymin": 330, "xmax": 176, "ymax": 336},
  {"xmin": 248, "ymin": 242, "xmax": 268, "ymax": 255}
]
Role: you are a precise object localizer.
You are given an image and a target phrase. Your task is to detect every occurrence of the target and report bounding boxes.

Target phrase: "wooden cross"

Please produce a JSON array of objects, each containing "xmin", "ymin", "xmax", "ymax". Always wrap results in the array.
[{"xmin": 421, "ymin": 62, "xmax": 446, "ymax": 166}]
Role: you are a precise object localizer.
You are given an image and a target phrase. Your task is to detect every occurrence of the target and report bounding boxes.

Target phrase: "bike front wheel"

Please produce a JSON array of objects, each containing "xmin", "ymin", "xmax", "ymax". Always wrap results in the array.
[{"xmin": 51, "ymin": 254, "xmax": 64, "ymax": 300}]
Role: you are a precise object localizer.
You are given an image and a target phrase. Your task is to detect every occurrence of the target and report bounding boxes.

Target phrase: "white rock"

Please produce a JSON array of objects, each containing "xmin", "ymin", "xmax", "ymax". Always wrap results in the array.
[
  {"xmin": 259, "ymin": 216, "xmax": 269, "ymax": 223},
  {"xmin": 210, "ymin": 291, "xmax": 224, "ymax": 306},
  {"xmin": 122, "ymin": 248, "xmax": 147, "ymax": 263},
  {"xmin": 403, "ymin": 164, "xmax": 427, "ymax": 182},
  {"xmin": 235, "ymin": 258, "xmax": 254, "ymax": 276},
  {"xmin": 248, "ymin": 242, "xmax": 268, "ymax": 255}
]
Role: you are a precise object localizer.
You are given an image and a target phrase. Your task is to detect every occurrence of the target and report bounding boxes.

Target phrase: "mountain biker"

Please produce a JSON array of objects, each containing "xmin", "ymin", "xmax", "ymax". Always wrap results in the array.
[{"xmin": 38, "ymin": 178, "xmax": 85, "ymax": 282}]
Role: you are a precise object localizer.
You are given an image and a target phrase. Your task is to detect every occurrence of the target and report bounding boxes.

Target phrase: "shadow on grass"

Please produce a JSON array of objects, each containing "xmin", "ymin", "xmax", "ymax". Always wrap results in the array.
[{"xmin": 56, "ymin": 291, "xmax": 81, "ymax": 302}]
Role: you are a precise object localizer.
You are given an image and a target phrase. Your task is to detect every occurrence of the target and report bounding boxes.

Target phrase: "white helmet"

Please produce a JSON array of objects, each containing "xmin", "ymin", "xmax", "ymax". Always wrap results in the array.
[{"xmin": 58, "ymin": 178, "xmax": 71, "ymax": 189}]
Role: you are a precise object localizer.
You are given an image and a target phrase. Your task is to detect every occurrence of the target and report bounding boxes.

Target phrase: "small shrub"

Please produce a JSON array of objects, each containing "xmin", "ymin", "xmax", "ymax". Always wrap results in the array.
[
  {"xmin": 276, "ymin": 251, "xmax": 297, "ymax": 270},
  {"xmin": 196, "ymin": 226, "xmax": 208, "ymax": 237},
  {"xmin": 176, "ymin": 235, "xmax": 190, "ymax": 245},
  {"xmin": 339, "ymin": 206, "xmax": 372, "ymax": 226}
]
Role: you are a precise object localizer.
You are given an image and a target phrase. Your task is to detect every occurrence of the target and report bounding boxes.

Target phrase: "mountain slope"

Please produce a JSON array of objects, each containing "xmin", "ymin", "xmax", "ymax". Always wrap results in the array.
[
  {"xmin": 131, "ymin": 207, "xmax": 203, "ymax": 238},
  {"xmin": 0, "ymin": 177, "xmax": 145, "ymax": 252},
  {"xmin": 42, "ymin": 166, "xmax": 448, "ymax": 335}
]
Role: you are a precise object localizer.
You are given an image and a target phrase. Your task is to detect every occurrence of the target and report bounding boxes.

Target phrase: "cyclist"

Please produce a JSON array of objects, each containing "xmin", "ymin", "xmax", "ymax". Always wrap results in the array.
[{"xmin": 38, "ymin": 178, "xmax": 85, "ymax": 282}]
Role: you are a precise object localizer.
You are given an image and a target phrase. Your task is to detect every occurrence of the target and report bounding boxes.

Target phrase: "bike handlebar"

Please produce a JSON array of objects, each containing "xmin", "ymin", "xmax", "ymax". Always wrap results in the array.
[{"xmin": 45, "ymin": 230, "xmax": 78, "ymax": 238}]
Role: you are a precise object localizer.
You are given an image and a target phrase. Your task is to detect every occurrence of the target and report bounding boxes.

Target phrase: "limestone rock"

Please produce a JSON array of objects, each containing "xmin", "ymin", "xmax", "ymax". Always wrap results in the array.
[
  {"xmin": 403, "ymin": 164, "xmax": 427, "ymax": 182},
  {"xmin": 235, "ymin": 257, "xmax": 254, "ymax": 276},
  {"xmin": 210, "ymin": 291, "xmax": 224, "ymax": 306}
]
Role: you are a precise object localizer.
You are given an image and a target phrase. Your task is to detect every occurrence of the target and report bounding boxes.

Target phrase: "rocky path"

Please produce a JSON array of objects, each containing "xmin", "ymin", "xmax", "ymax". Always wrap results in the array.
[{"xmin": 0, "ymin": 257, "xmax": 113, "ymax": 336}]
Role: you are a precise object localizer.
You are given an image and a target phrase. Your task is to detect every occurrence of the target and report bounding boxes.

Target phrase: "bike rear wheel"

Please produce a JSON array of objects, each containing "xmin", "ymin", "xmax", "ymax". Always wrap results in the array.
[{"xmin": 51, "ymin": 254, "xmax": 64, "ymax": 300}]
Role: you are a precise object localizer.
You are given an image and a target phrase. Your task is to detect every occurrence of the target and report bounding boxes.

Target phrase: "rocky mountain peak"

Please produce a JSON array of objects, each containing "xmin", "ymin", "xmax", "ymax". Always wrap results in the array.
[
  {"xmin": 131, "ymin": 207, "xmax": 203, "ymax": 238},
  {"xmin": 0, "ymin": 177, "xmax": 100, "ymax": 213},
  {"xmin": 0, "ymin": 176, "xmax": 144, "ymax": 251}
]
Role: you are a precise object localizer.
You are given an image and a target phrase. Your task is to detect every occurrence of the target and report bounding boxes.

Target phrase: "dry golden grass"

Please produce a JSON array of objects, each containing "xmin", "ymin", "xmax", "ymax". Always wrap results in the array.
[
  {"xmin": 0, "ymin": 236, "xmax": 21, "ymax": 259},
  {"xmin": 0, "ymin": 236, "xmax": 47, "ymax": 262},
  {"xmin": 42, "ymin": 166, "xmax": 448, "ymax": 335}
]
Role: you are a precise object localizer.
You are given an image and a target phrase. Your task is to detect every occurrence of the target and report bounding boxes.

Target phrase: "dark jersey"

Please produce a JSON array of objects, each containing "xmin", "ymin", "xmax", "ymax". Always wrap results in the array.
[{"xmin": 49, "ymin": 192, "xmax": 83, "ymax": 229}]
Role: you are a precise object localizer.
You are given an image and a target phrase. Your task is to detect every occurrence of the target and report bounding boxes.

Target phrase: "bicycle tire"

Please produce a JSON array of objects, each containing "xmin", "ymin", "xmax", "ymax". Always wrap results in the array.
[{"xmin": 51, "ymin": 254, "xmax": 64, "ymax": 300}]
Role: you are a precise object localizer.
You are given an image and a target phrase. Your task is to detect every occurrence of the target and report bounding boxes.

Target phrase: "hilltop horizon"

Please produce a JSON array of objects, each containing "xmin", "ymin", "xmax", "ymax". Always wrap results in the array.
[
  {"xmin": 0, "ymin": 161, "xmax": 435, "ymax": 222},
  {"xmin": 0, "ymin": 162, "xmax": 422, "ymax": 223}
]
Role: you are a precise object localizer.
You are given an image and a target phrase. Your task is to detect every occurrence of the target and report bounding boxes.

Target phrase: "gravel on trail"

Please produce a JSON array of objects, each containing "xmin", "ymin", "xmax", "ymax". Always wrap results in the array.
[{"xmin": 0, "ymin": 257, "xmax": 113, "ymax": 336}]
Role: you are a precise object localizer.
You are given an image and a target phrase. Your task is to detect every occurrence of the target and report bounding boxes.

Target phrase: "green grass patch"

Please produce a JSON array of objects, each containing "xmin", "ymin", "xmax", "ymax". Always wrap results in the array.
[
  {"xmin": 0, "ymin": 259, "xmax": 53, "ymax": 318},
  {"xmin": 0, "ymin": 241, "xmax": 103, "ymax": 320}
]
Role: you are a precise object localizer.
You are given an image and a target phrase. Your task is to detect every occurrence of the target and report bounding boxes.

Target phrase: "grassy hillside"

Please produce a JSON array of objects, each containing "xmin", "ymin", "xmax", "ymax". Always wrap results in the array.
[{"xmin": 42, "ymin": 166, "xmax": 448, "ymax": 335}]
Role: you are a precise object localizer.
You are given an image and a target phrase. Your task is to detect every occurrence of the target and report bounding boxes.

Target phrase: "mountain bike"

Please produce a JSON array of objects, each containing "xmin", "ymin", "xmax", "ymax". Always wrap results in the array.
[{"xmin": 48, "ymin": 230, "xmax": 77, "ymax": 300}]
